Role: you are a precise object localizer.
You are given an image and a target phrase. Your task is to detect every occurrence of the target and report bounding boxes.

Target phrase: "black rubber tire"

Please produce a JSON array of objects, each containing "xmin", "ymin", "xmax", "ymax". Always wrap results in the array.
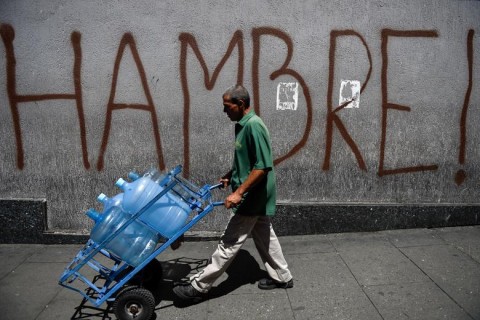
[{"xmin": 113, "ymin": 287, "xmax": 155, "ymax": 320}]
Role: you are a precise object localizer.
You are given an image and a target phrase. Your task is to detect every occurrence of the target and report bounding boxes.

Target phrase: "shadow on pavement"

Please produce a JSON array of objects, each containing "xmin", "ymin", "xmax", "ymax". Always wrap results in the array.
[
  {"xmin": 69, "ymin": 250, "xmax": 263, "ymax": 317},
  {"xmin": 69, "ymin": 257, "xmax": 200, "ymax": 319},
  {"xmin": 172, "ymin": 249, "xmax": 268, "ymax": 308},
  {"xmin": 207, "ymin": 249, "xmax": 267, "ymax": 299}
]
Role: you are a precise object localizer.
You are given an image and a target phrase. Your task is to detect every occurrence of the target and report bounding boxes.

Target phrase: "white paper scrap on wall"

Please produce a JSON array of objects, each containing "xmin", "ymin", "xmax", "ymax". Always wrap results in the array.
[
  {"xmin": 339, "ymin": 80, "xmax": 360, "ymax": 108},
  {"xmin": 276, "ymin": 82, "xmax": 299, "ymax": 110}
]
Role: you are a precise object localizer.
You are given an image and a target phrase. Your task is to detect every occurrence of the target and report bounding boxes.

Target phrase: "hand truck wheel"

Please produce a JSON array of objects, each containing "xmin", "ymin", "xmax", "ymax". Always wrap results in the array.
[{"xmin": 113, "ymin": 286, "xmax": 155, "ymax": 320}]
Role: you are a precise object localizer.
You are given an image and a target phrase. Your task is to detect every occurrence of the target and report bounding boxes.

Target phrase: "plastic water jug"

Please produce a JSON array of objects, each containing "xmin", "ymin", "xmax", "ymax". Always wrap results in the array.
[
  {"xmin": 128, "ymin": 168, "xmax": 162, "ymax": 182},
  {"xmin": 116, "ymin": 172, "xmax": 192, "ymax": 238},
  {"xmin": 97, "ymin": 193, "xmax": 123, "ymax": 213},
  {"xmin": 86, "ymin": 208, "xmax": 159, "ymax": 266},
  {"xmin": 105, "ymin": 221, "xmax": 158, "ymax": 267},
  {"xmin": 139, "ymin": 189, "xmax": 192, "ymax": 238},
  {"xmin": 115, "ymin": 176, "xmax": 161, "ymax": 215}
]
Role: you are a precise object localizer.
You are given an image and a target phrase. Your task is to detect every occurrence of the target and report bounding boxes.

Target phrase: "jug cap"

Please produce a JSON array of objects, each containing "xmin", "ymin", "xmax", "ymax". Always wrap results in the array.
[
  {"xmin": 115, "ymin": 178, "xmax": 127, "ymax": 189},
  {"xmin": 128, "ymin": 172, "xmax": 141, "ymax": 181},
  {"xmin": 97, "ymin": 193, "xmax": 107, "ymax": 203},
  {"xmin": 85, "ymin": 208, "xmax": 101, "ymax": 222}
]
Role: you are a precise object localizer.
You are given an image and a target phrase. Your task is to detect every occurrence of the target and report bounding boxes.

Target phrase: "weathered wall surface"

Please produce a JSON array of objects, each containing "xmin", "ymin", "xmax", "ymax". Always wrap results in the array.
[{"xmin": 0, "ymin": 0, "xmax": 479, "ymax": 236}]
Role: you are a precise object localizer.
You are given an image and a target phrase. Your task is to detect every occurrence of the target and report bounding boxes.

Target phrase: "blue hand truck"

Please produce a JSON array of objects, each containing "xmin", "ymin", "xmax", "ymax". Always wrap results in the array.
[{"xmin": 59, "ymin": 165, "xmax": 223, "ymax": 320}]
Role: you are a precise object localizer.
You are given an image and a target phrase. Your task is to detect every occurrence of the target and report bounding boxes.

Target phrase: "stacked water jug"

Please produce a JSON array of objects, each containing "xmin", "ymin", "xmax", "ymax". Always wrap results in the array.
[{"xmin": 85, "ymin": 168, "xmax": 193, "ymax": 266}]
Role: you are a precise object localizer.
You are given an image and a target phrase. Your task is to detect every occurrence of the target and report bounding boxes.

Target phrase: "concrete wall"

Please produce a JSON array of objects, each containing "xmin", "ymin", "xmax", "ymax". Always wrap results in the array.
[{"xmin": 0, "ymin": 0, "xmax": 479, "ymax": 238}]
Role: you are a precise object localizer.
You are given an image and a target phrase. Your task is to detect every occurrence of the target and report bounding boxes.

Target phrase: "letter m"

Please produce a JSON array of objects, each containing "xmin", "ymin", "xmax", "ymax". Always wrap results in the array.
[{"xmin": 179, "ymin": 31, "xmax": 244, "ymax": 177}]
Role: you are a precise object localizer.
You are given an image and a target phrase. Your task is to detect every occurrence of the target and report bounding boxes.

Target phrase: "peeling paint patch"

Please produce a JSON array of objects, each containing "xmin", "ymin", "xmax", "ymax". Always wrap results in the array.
[
  {"xmin": 276, "ymin": 82, "xmax": 298, "ymax": 110},
  {"xmin": 339, "ymin": 80, "xmax": 360, "ymax": 108}
]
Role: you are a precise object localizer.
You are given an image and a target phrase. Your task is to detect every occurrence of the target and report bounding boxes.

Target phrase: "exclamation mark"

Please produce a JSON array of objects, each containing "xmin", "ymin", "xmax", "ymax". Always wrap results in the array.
[{"xmin": 455, "ymin": 30, "xmax": 474, "ymax": 186}]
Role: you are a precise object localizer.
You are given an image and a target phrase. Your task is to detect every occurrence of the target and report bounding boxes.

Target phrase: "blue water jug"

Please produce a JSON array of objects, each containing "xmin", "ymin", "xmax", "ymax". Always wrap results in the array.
[
  {"xmin": 128, "ymin": 167, "xmax": 162, "ymax": 182},
  {"xmin": 116, "ymin": 171, "xmax": 192, "ymax": 238},
  {"xmin": 140, "ymin": 189, "xmax": 192, "ymax": 238},
  {"xmin": 105, "ymin": 220, "xmax": 158, "ymax": 267},
  {"xmin": 115, "ymin": 176, "xmax": 161, "ymax": 215},
  {"xmin": 86, "ymin": 208, "xmax": 159, "ymax": 266},
  {"xmin": 97, "ymin": 193, "xmax": 123, "ymax": 213}
]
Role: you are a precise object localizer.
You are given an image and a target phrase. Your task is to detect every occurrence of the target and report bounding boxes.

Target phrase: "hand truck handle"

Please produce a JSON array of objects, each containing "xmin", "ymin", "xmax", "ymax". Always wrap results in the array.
[
  {"xmin": 208, "ymin": 183, "xmax": 225, "ymax": 206},
  {"xmin": 209, "ymin": 183, "xmax": 224, "ymax": 190}
]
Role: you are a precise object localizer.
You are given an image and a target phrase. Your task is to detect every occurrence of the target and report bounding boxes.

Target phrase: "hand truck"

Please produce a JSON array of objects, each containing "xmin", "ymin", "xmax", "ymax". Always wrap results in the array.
[{"xmin": 59, "ymin": 165, "xmax": 223, "ymax": 320}]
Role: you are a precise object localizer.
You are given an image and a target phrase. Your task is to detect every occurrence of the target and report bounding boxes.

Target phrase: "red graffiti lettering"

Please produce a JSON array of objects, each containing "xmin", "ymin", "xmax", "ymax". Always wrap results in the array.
[
  {"xmin": 96, "ymin": 33, "xmax": 165, "ymax": 171},
  {"xmin": 0, "ymin": 24, "xmax": 90, "ymax": 170},
  {"xmin": 455, "ymin": 29, "xmax": 475, "ymax": 186},
  {"xmin": 179, "ymin": 30, "xmax": 244, "ymax": 177},
  {"xmin": 379, "ymin": 29, "xmax": 439, "ymax": 177},
  {"xmin": 322, "ymin": 30, "xmax": 372, "ymax": 171},
  {"xmin": 0, "ymin": 23, "xmax": 476, "ymax": 185},
  {"xmin": 251, "ymin": 27, "xmax": 312, "ymax": 166}
]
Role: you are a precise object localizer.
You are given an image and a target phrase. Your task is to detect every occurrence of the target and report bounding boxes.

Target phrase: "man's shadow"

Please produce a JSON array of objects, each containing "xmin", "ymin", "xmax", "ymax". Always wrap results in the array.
[
  {"xmin": 207, "ymin": 249, "xmax": 268, "ymax": 299},
  {"xmin": 70, "ymin": 249, "xmax": 265, "ymax": 318},
  {"xmin": 170, "ymin": 249, "xmax": 268, "ymax": 307},
  {"xmin": 69, "ymin": 258, "xmax": 195, "ymax": 319}
]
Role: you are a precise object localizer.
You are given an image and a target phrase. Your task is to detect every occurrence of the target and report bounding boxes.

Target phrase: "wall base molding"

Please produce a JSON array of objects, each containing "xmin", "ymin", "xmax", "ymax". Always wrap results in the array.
[{"xmin": 1, "ymin": 200, "xmax": 478, "ymax": 244}]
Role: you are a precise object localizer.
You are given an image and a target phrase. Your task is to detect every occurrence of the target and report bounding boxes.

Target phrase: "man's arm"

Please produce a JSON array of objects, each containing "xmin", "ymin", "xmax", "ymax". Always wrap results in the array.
[{"xmin": 224, "ymin": 168, "xmax": 269, "ymax": 209}]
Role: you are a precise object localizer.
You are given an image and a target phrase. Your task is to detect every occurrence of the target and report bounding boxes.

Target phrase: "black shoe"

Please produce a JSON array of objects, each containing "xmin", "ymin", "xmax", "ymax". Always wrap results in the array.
[
  {"xmin": 173, "ymin": 284, "xmax": 204, "ymax": 303},
  {"xmin": 258, "ymin": 278, "xmax": 294, "ymax": 290}
]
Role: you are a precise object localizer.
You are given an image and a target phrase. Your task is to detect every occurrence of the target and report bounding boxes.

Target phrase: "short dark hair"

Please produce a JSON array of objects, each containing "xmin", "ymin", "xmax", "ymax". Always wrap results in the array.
[{"xmin": 223, "ymin": 85, "xmax": 250, "ymax": 107}]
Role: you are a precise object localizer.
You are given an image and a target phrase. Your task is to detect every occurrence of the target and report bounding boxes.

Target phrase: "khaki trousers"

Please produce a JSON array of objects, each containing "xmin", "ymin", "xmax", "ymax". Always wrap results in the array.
[{"xmin": 190, "ymin": 213, "xmax": 292, "ymax": 293}]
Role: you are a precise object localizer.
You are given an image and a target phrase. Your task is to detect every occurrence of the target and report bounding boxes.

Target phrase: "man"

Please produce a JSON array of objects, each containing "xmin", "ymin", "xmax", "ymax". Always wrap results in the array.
[{"xmin": 173, "ymin": 85, "xmax": 293, "ymax": 302}]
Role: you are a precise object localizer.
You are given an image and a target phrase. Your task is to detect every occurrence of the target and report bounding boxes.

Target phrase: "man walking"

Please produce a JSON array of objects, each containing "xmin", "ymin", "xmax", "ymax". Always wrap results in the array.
[{"xmin": 173, "ymin": 85, "xmax": 293, "ymax": 302}]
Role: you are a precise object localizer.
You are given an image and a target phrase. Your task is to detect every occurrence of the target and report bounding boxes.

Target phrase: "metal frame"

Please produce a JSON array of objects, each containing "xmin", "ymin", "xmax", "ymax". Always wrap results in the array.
[{"xmin": 59, "ymin": 165, "xmax": 223, "ymax": 307}]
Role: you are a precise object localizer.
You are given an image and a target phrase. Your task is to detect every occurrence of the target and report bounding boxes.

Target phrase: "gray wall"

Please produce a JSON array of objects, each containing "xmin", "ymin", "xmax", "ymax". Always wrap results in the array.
[{"xmin": 0, "ymin": 0, "xmax": 479, "ymax": 235}]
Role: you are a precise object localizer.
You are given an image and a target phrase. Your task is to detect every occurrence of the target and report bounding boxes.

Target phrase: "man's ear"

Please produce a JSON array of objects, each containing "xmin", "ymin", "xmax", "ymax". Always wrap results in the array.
[{"xmin": 238, "ymin": 99, "xmax": 245, "ymax": 109}]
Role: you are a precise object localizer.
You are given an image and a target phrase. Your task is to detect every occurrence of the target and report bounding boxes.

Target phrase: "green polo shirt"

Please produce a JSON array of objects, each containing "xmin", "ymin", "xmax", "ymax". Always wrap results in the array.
[{"xmin": 231, "ymin": 110, "xmax": 276, "ymax": 216}]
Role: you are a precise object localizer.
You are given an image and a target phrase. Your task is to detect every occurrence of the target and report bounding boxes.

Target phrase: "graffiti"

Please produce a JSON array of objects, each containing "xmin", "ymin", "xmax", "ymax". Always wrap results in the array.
[
  {"xmin": 379, "ymin": 29, "xmax": 440, "ymax": 177},
  {"xmin": 179, "ymin": 30, "xmax": 244, "ymax": 177},
  {"xmin": 456, "ymin": 29, "xmax": 475, "ymax": 186},
  {"xmin": 323, "ymin": 30, "xmax": 372, "ymax": 172},
  {"xmin": 180, "ymin": 27, "xmax": 312, "ymax": 176},
  {"xmin": 251, "ymin": 27, "xmax": 313, "ymax": 168},
  {"xmin": 0, "ymin": 24, "xmax": 90, "ymax": 170},
  {"xmin": 96, "ymin": 33, "xmax": 165, "ymax": 171},
  {"xmin": 0, "ymin": 23, "xmax": 476, "ymax": 185}
]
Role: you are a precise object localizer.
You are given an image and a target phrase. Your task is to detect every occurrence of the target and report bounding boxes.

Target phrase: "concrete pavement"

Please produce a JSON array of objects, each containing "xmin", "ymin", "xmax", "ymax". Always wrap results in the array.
[{"xmin": 1, "ymin": 226, "xmax": 479, "ymax": 320}]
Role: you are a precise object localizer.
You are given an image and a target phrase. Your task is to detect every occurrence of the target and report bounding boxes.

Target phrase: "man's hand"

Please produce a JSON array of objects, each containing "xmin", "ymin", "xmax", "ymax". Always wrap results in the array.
[
  {"xmin": 220, "ymin": 171, "xmax": 232, "ymax": 189},
  {"xmin": 224, "ymin": 191, "xmax": 242, "ymax": 209},
  {"xmin": 223, "ymin": 169, "xmax": 268, "ymax": 209},
  {"xmin": 220, "ymin": 177, "xmax": 230, "ymax": 189}
]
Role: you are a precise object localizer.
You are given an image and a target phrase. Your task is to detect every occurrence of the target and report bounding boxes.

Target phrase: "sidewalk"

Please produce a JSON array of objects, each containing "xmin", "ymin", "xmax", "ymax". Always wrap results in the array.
[{"xmin": 1, "ymin": 226, "xmax": 479, "ymax": 320}]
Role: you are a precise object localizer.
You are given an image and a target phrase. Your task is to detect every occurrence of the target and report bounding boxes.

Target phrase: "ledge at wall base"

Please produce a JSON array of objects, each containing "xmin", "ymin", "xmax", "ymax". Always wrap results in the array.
[{"xmin": 1, "ymin": 199, "xmax": 479, "ymax": 244}]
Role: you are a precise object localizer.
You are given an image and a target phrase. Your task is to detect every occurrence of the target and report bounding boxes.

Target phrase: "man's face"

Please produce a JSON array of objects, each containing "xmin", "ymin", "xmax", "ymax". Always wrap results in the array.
[{"xmin": 223, "ymin": 95, "xmax": 244, "ymax": 122}]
